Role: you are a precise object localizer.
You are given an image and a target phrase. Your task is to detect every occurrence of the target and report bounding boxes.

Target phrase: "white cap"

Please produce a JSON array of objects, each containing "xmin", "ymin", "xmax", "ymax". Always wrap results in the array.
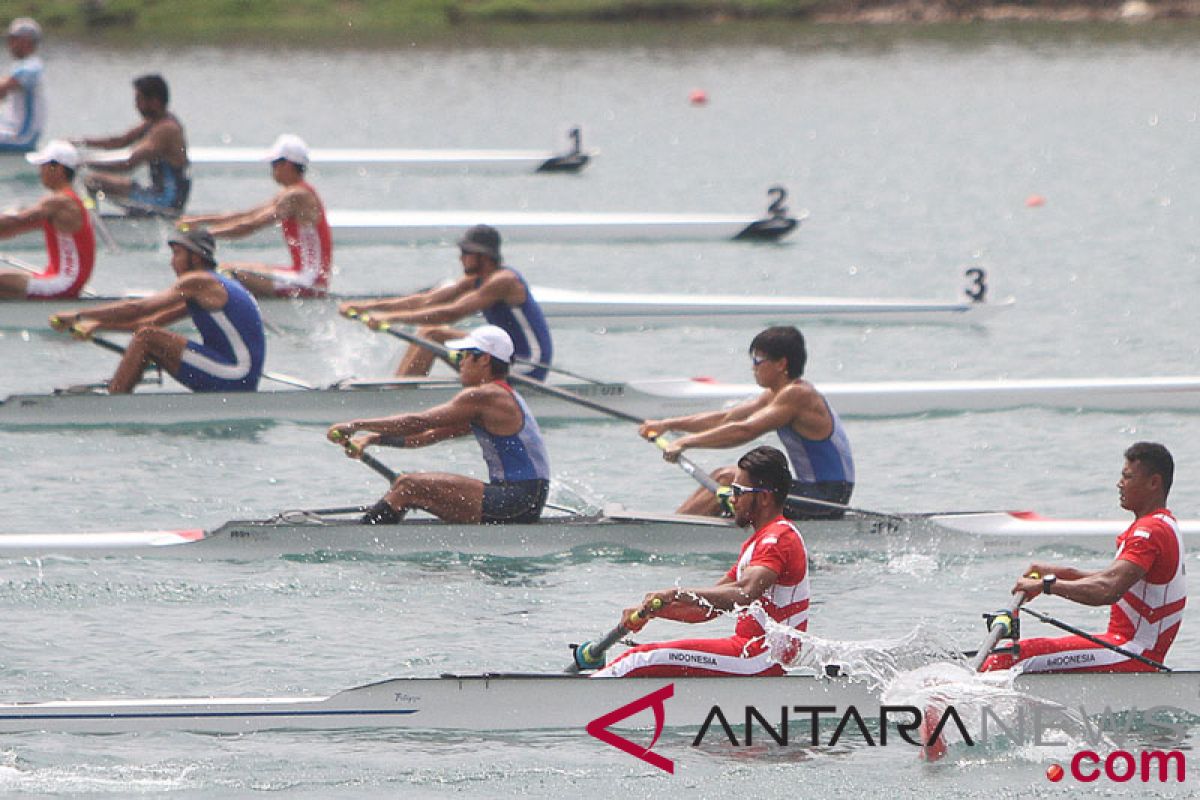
[
  {"xmin": 264, "ymin": 133, "xmax": 309, "ymax": 166},
  {"xmin": 25, "ymin": 139, "xmax": 79, "ymax": 170},
  {"xmin": 445, "ymin": 325, "xmax": 514, "ymax": 364},
  {"xmin": 7, "ymin": 18, "xmax": 41, "ymax": 41}
]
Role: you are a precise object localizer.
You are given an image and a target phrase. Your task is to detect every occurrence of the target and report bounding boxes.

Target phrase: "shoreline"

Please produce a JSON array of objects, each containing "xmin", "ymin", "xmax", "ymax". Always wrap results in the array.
[{"xmin": 25, "ymin": 1, "xmax": 1200, "ymax": 44}]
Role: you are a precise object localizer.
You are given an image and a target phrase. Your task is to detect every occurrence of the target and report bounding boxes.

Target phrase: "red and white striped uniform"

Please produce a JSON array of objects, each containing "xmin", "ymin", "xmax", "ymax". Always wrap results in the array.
[
  {"xmin": 594, "ymin": 516, "xmax": 809, "ymax": 678},
  {"xmin": 25, "ymin": 189, "xmax": 95, "ymax": 299},
  {"xmin": 273, "ymin": 181, "xmax": 332, "ymax": 297},
  {"xmin": 985, "ymin": 509, "xmax": 1185, "ymax": 673}
]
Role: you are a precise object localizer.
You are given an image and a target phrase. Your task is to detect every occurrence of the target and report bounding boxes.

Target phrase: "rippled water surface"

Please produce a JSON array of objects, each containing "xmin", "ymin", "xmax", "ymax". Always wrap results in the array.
[{"xmin": 1, "ymin": 24, "xmax": 1198, "ymax": 797}]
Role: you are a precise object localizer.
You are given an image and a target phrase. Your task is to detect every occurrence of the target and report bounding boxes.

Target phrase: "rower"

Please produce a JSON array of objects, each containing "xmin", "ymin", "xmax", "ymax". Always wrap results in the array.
[
  {"xmin": 327, "ymin": 325, "xmax": 552, "ymax": 525},
  {"xmin": 640, "ymin": 326, "xmax": 855, "ymax": 519},
  {"xmin": 340, "ymin": 224, "xmax": 553, "ymax": 380},
  {"xmin": 592, "ymin": 446, "xmax": 808, "ymax": 677},
  {"xmin": 180, "ymin": 134, "xmax": 333, "ymax": 298},
  {"xmin": 0, "ymin": 140, "xmax": 95, "ymax": 299},
  {"xmin": 983, "ymin": 442, "xmax": 1185, "ymax": 673},
  {"xmin": 49, "ymin": 226, "xmax": 265, "ymax": 394},
  {"xmin": 0, "ymin": 17, "xmax": 45, "ymax": 152},
  {"xmin": 74, "ymin": 74, "xmax": 190, "ymax": 216}
]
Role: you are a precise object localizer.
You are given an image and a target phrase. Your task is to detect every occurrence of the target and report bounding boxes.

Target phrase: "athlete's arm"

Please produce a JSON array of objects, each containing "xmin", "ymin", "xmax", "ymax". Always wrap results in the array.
[
  {"xmin": 200, "ymin": 200, "xmax": 280, "ymax": 239},
  {"xmin": 639, "ymin": 393, "xmax": 771, "ymax": 439},
  {"xmin": 344, "ymin": 279, "xmax": 469, "ymax": 316},
  {"xmin": 77, "ymin": 120, "xmax": 151, "ymax": 152},
  {"xmin": 663, "ymin": 393, "xmax": 796, "ymax": 457},
  {"xmin": 328, "ymin": 386, "xmax": 492, "ymax": 441},
  {"xmin": 1015, "ymin": 560, "xmax": 1144, "ymax": 605},
  {"xmin": 369, "ymin": 273, "xmax": 517, "ymax": 326},
  {"xmin": 626, "ymin": 568, "xmax": 776, "ymax": 629},
  {"xmin": 0, "ymin": 196, "xmax": 53, "ymax": 238}
]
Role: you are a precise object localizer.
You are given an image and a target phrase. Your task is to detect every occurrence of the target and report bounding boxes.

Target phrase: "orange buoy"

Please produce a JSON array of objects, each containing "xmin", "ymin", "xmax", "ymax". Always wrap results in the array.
[
  {"xmin": 689, "ymin": 89, "xmax": 708, "ymax": 106},
  {"xmin": 1025, "ymin": 194, "xmax": 1046, "ymax": 207}
]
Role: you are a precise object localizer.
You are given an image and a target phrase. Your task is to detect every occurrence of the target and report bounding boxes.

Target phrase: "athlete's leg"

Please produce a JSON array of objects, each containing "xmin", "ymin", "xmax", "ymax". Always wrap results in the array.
[
  {"xmin": 676, "ymin": 465, "xmax": 735, "ymax": 516},
  {"xmin": 374, "ymin": 472, "xmax": 485, "ymax": 524},
  {"xmin": 593, "ymin": 636, "xmax": 783, "ymax": 678},
  {"xmin": 981, "ymin": 634, "xmax": 1155, "ymax": 673},
  {"xmin": 395, "ymin": 326, "xmax": 466, "ymax": 377},
  {"xmin": 108, "ymin": 326, "xmax": 186, "ymax": 394}
]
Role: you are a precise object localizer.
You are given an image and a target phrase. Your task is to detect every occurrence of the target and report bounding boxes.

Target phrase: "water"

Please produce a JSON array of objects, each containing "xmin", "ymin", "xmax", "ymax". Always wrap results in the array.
[{"xmin": 1, "ymin": 24, "xmax": 1199, "ymax": 796}]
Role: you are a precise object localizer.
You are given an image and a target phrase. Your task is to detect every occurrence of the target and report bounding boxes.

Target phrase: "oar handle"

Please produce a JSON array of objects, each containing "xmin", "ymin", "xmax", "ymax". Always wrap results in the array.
[
  {"xmin": 328, "ymin": 429, "xmax": 400, "ymax": 483},
  {"xmin": 567, "ymin": 598, "xmax": 664, "ymax": 674}
]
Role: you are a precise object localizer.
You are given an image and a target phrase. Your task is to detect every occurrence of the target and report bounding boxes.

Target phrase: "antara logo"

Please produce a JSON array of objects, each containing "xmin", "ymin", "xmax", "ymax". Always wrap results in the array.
[{"xmin": 586, "ymin": 684, "xmax": 675, "ymax": 774}]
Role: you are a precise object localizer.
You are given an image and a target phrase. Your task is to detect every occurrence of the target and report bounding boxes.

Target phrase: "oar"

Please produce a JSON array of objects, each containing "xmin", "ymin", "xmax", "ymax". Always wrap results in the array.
[
  {"xmin": 327, "ymin": 429, "xmax": 399, "ymax": 482},
  {"xmin": 0, "ymin": 253, "xmax": 98, "ymax": 298},
  {"xmin": 48, "ymin": 315, "xmax": 316, "ymax": 390},
  {"xmin": 1020, "ymin": 604, "xmax": 1170, "ymax": 672},
  {"xmin": 566, "ymin": 598, "xmax": 663, "ymax": 674},
  {"xmin": 341, "ymin": 309, "xmax": 606, "ymax": 385},
  {"xmin": 81, "ymin": 192, "xmax": 120, "ymax": 254}
]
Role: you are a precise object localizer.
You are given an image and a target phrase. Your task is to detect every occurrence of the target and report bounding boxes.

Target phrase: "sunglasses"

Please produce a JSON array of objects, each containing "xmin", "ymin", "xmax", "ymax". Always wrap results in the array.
[
  {"xmin": 449, "ymin": 348, "xmax": 485, "ymax": 367},
  {"xmin": 729, "ymin": 483, "xmax": 769, "ymax": 499},
  {"xmin": 750, "ymin": 354, "xmax": 773, "ymax": 366}
]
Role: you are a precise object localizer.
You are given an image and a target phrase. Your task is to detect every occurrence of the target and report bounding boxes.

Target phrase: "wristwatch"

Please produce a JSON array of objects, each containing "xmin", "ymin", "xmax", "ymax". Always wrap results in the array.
[{"xmin": 1042, "ymin": 574, "xmax": 1057, "ymax": 596}]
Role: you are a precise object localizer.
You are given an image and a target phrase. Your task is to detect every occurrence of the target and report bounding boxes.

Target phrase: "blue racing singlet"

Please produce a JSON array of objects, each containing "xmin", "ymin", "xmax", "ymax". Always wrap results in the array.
[
  {"xmin": 128, "ymin": 114, "xmax": 191, "ymax": 214},
  {"xmin": 775, "ymin": 395, "xmax": 855, "ymax": 485},
  {"xmin": 477, "ymin": 268, "xmax": 553, "ymax": 381},
  {"xmin": 176, "ymin": 273, "xmax": 266, "ymax": 392},
  {"xmin": 470, "ymin": 382, "xmax": 551, "ymax": 483}
]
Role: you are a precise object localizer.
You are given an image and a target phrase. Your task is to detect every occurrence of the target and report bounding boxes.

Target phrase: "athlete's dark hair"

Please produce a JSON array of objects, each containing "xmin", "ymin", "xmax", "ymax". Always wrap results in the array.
[
  {"xmin": 1125, "ymin": 441, "xmax": 1174, "ymax": 497},
  {"xmin": 487, "ymin": 355, "xmax": 510, "ymax": 378},
  {"xmin": 133, "ymin": 74, "xmax": 169, "ymax": 106},
  {"xmin": 749, "ymin": 326, "xmax": 807, "ymax": 379},
  {"xmin": 737, "ymin": 445, "xmax": 792, "ymax": 503}
]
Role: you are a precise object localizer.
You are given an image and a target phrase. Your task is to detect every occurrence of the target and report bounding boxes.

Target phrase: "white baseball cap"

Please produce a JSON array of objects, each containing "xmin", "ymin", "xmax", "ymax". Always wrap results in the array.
[
  {"xmin": 264, "ymin": 133, "xmax": 309, "ymax": 166},
  {"xmin": 7, "ymin": 18, "xmax": 41, "ymax": 41},
  {"xmin": 25, "ymin": 139, "xmax": 80, "ymax": 170},
  {"xmin": 446, "ymin": 325, "xmax": 514, "ymax": 364}
]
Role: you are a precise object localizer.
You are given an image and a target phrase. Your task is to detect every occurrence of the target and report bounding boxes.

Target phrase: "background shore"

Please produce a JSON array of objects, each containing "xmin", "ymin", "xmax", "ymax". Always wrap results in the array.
[{"xmin": 7, "ymin": 1, "xmax": 1200, "ymax": 43}]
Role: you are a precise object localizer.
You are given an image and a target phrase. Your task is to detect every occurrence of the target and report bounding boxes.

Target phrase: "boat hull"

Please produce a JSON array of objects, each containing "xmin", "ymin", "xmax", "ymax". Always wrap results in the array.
[
  {"xmin": 0, "ymin": 290, "xmax": 1010, "ymax": 332},
  {"xmin": 3, "ymin": 510, "xmax": 1195, "ymax": 561},
  {"xmin": 0, "ymin": 671, "xmax": 1194, "ymax": 734},
  {"xmin": 4, "ymin": 375, "xmax": 1200, "ymax": 429}
]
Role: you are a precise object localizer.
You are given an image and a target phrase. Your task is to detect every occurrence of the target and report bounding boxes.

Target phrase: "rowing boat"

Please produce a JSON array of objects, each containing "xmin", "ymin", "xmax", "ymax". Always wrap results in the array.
[
  {"xmin": 4, "ymin": 189, "xmax": 799, "ymax": 250},
  {"xmin": 0, "ymin": 287, "xmax": 1012, "ymax": 332},
  {"xmin": 80, "ymin": 127, "xmax": 592, "ymax": 175},
  {"xmin": 3, "ymin": 375, "xmax": 1199, "ymax": 429},
  {"xmin": 0, "ymin": 670, "xmax": 1192, "ymax": 734},
  {"xmin": 4, "ymin": 507, "xmax": 1194, "ymax": 561}
]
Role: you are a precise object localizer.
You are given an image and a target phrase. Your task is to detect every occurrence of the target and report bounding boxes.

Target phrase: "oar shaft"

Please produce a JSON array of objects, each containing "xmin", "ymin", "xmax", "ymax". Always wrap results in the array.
[
  {"xmin": 1021, "ymin": 605, "xmax": 1170, "ymax": 672},
  {"xmin": 566, "ymin": 599, "xmax": 662, "ymax": 674},
  {"xmin": 328, "ymin": 431, "xmax": 399, "ymax": 483}
]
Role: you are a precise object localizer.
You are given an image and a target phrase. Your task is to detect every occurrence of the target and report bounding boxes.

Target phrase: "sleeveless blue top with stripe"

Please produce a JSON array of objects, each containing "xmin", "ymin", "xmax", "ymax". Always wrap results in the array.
[
  {"xmin": 775, "ymin": 395, "xmax": 855, "ymax": 484},
  {"xmin": 470, "ymin": 382, "xmax": 551, "ymax": 483},
  {"xmin": 185, "ymin": 274, "xmax": 266, "ymax": 380},
  {"xmin": 476, "ymin": 268, "xmax": 553, "ymax": 381}
]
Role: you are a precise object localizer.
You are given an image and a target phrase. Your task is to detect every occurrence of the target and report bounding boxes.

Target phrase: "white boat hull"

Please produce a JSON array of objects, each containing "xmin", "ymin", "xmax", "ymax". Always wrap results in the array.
[
  {"xmin": 3, "ymin": 375, "xmax": 1200, "ymax": 429},
  {"xmin": 3, "ymin": 510, "xmax": 1194, "ymax": 561},
  {"xmin": 0, "ymin": 289, "xmax": 1010, "ymax": 332},
  {"xmin": 0, "ymin": 671, "xmax": 1194, "ymax": 734},
  {"xmin": 7, "ymin": 205, "xmax": 798, "ymax": 250}
]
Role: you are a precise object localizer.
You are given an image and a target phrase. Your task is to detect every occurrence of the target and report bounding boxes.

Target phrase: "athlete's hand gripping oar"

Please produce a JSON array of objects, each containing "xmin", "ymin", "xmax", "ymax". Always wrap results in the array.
[
  {"xmin": 327, "ymin": 428, "xmax": 399, "ymax": 483},
  {"xmin": 1, "ymin": 253, "xmax": 98, "ymax": 298},
  {"xmin": 566, "ymin": 598, "xmax": 664, "ymax": 674}
]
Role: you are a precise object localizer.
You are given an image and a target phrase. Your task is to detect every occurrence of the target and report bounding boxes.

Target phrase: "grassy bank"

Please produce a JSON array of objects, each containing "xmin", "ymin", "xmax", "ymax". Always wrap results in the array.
[{"xmin": 1, "ymin": 1, "xmax": 1194, "ymax": 44}]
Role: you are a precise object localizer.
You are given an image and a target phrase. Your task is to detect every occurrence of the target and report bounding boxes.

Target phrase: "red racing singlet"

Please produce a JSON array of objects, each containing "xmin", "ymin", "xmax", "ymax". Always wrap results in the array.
[
  {"xmin": 27, "ymin": 189, "xmax": 96, "ymax": 299},
  {"xmin": 1109, "ymin": 509, "xmax": 1186, "ymax": 662},
  {"xmin": 280, "ymin": 181, "xmax": 332, "ymax": 291}
]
